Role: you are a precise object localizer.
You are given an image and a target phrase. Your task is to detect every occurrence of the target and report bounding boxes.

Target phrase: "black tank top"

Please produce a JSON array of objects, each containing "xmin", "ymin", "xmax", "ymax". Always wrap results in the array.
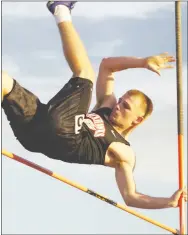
[{"xmin": 76, "ymin": 107, "xmax": 130, "ymax": 165}]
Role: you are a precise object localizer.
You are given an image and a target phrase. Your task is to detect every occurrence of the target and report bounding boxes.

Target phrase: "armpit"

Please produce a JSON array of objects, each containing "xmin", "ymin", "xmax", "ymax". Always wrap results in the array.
[{"xmin": 108, "ymin": 142, "xmax": 135, "ymax": 166}]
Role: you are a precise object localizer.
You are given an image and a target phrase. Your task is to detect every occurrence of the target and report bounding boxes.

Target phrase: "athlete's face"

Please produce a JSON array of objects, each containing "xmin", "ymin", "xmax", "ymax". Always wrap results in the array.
[{"xmin": 110, "ymin": 91, "xmax": 146, "ymax": 130}]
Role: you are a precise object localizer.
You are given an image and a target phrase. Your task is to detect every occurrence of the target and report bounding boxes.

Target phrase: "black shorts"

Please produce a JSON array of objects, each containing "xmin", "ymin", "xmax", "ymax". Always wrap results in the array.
[{"xmin": 2, "ymin": 77, "xmax": 93, "ymax": 158}]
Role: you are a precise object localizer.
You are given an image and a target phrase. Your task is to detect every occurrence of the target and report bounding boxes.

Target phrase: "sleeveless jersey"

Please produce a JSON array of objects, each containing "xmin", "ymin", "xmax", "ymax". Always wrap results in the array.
[{"xmin": 76, "ymin": 107, "xmax": 130, "ymax": 165}]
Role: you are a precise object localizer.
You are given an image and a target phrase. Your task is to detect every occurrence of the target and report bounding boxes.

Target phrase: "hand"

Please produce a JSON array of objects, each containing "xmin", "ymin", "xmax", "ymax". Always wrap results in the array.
[
  {"xmin": 169, "ymin": 186, "xmax": 187, "ymax": 208},
  {"xmin": 144, "ymin": 52, "xmax": 176, "ymax": 76}
]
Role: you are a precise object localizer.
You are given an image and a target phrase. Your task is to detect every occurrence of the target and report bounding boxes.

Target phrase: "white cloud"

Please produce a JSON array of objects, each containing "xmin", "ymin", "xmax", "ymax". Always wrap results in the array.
[
  {"xmin": 75, "ymin": 2, "xmax": 173, "ymax": 19},
  {"xmin": 2, "ymin": 2, "xmax": 174, "ymax": 19},
  {"xmin": 88, "ymin": 39, "xmax": 123, "ymax": 57},
  {"xmin": 2, "ymin": 2, "xmax": 48, "ymax": 18},
  {"xmin": 2, "ymin": 55, "xmax": 20, "ymax": 74},
  {"xmin": 30, "ymin": 50, "xmax": 58, "ymax": 60}
]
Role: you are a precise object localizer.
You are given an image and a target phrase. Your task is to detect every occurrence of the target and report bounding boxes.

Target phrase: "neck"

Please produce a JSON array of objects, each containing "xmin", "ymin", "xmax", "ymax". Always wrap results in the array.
[{"xmin": 111, "ymin": 122, "xmax": 132, "ymax": 140}]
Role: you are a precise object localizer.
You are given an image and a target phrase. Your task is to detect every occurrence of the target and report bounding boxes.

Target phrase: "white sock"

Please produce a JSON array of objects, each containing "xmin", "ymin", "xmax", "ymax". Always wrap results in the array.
[{"xmin": 54, "ymin": 5, "xmax": 72, "ymax": 24}]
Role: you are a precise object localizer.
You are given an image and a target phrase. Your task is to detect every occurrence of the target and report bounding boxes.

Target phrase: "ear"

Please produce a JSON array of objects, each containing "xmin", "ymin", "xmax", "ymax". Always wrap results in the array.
[{"xmin": 132, "ymin": 116, "xmax": 144, "ymax": 125}]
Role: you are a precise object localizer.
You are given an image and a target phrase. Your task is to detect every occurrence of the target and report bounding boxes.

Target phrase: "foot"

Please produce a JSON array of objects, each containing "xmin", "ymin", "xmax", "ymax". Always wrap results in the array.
[{"xmin": 47, "ymin": 1, "xmax": 76, "ymax": 14}]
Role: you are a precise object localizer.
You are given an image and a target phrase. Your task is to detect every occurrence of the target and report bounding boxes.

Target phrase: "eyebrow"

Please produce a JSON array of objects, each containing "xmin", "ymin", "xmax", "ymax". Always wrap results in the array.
[{"xmin": 122, "ymin": 99, "xmax": 131, "ymax": 110}]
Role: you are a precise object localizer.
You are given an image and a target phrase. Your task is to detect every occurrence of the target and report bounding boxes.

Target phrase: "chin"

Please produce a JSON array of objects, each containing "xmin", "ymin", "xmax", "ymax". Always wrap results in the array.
[{"xmin": 109, "ymin": 115, "xmax": 117, "ymax": 123}]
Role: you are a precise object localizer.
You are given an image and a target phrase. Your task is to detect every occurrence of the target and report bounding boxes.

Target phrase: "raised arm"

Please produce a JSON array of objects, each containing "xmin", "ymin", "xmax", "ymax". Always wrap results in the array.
[
  {"xmin": 94, "ymin": 57, "xmax": 145, "ymax": 110},
  {"xmin": 93, "ymin": 53, "xmax": 175, "ymax": 110}
]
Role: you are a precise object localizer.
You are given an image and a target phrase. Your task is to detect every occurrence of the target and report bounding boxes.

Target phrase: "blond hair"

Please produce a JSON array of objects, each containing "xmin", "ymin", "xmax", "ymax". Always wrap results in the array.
[{"xmin": 123, "ymin": 89, "xmax": 153, "ymax": 136}]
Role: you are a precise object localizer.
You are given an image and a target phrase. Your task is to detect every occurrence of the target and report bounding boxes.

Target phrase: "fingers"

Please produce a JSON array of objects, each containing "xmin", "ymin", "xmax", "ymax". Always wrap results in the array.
[
  {"xmin": 159, "ymin": 52, "xmax": 174, "ymax": 58},
  {"xmin": 171, "ymin": 187, "xmax": 187, "ymax": 208},
  {"xmin": 167, "ymin": 56, "xmax": 176, "ymax": 62},
  {"xmin": 183, "ymin": 194, "xmax": 187, "ymax": 202},
  {"xmin": 162, "ymin": 56, "xmax": 175, "ymax": 69},
  {"xmin": 159, "ymin": 52, "xmax": 169, "ymax": 57},
  {"xmin": 183, "ymin": 186, "xmax": 187, "ymax": 202},
  {"xmin": 178, "ymin": 186, "xmax": 187, "ymax": 202},
  {"xmin": 155, "ymin": 71, "xmax": 161, "ymax": 76},
  {"xmin": 150, "ymin": 67, "xmax": 161, "ymax": 76},
  {"xmin": 176, "ymin": 189, "xmax": 183, "ymax": 198},
  {"xmin": 175, "ymin": 229, "xmax": 180, "ymax": 235},
  {"xmin": 163, "ymin": 64, "xmax": 175, "ymax": 69},
  {"xmin": 159, "ymin": 52, "xmax": 176, "ymax": 63},
  {"xmin": 163, "ymin": 56, "xmax": 175, "ymax": 63}
]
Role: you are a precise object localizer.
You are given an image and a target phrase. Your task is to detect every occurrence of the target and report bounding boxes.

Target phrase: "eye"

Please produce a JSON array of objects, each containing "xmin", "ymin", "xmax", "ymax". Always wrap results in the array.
[
  {"xmin": 123, "ymin": 102, "xmax": 127, "ymax": 109},
  {"xmin": 118, "ymin": 98, "xmax": 122, "ymax": 104},
  {"xmin": 123, "ymin": 101, "xmax": 131, "ymax": 110}
]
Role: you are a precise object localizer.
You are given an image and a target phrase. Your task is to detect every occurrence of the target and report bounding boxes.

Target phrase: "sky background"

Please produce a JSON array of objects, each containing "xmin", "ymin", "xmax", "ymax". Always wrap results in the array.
[{"xmin": 1, "ymin": 2, "xmax": 187, "ymax": 234}]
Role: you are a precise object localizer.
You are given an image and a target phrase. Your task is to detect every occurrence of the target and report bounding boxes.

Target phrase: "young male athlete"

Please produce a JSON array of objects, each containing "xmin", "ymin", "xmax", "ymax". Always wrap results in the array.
[{"xmin": 2, "ymin": 1, "xmax": 187, "ymax": 209}]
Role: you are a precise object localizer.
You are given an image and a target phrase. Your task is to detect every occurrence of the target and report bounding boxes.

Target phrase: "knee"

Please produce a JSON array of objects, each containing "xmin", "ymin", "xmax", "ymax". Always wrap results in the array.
[
  {"xmin": 73, "ymin": 68, "xmax": 95, "ymax": 83},
  {"xmin": 1, "ymin": 71, "xmax": 14, "ymax": 98}
]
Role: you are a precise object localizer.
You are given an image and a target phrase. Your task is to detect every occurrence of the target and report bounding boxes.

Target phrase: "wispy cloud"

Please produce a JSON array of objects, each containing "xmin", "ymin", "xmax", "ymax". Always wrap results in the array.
[
  {"xmin": 30, "ymin": 50, "xmax": 58, "ymax": 60},
  {"xmin": 75, "ymin": 2, "xmax": 174, "ymax": 19},
  {"xmin": 2, "ymin": 55, "xmax": 20, "ymax": 74},
  {"xmin": 2, "ymin": 2, "xmax": 174, "ymax": 19},
  {"xmin": 88, "ymin": 39, "xmax": 123, "ymax": 57}
]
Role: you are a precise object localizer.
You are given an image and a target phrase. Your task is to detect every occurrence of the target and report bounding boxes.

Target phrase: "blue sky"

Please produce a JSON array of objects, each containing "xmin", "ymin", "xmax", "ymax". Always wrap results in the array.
[{"xmin": 1, "ymin": 2, "xmax": 187, "ymax": 234}]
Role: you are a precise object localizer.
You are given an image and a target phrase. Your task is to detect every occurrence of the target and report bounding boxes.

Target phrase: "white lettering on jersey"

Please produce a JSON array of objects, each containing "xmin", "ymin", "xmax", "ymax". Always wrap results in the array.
[
  {"xmin": 75, "ymin": 114, "xmax": 85, "ymax": 134},
  {"xmin": 84, "ymin": 113, "xmax": 105, "ymax": 137}
]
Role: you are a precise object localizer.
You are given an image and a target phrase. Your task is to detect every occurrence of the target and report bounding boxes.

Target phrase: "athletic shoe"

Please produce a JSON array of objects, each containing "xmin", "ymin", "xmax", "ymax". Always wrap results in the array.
[{"xmin": 47, "ymin": 1, "xmax": 76, "ymax": 14}]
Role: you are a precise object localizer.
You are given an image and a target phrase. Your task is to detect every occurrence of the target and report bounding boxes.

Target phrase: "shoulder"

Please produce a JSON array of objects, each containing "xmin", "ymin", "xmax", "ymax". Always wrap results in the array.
[
  {"xmin": 108, "ymin": 142, "xmax": 135, "ymax": 165},
  {"xmin": 92, "ymin": 107, "xmax": 112, "ymax": 117},
  {"xmin": 92, "ymin": 94, "xmax": 117, "ymax": 112}
]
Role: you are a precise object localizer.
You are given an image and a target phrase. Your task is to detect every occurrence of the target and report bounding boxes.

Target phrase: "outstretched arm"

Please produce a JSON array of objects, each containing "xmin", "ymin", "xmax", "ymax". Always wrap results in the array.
[
  {"xmin": 111, "ymin": 144, "xmax": 186, "ymax": 209},
  {"xmin": 115, "ymin": 162, "xmax": 171, "ymax": 209}
]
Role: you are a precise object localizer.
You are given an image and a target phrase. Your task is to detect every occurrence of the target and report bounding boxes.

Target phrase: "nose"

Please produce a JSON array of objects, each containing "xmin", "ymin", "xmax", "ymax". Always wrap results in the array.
[{"xmin": 116, "ymin": 104, "xmax": 120, "ymax": 111}]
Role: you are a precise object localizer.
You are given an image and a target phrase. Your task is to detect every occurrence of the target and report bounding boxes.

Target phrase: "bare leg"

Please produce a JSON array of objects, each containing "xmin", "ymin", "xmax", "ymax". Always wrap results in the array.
[
  {"xmin": 1, "ymin": 71, "xmax": 14, "ymax": 101},
  {"xmin": 48, "ymin": 2, "xmax": 95, "ymax": 83},
  {"xmin": 58, "ymin": 22, "xmax": 95, "ymax": 83}
]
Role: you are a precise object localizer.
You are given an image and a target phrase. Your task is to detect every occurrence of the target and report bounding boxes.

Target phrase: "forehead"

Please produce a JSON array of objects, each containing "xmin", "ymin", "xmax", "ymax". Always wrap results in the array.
[
  {"xmin": 122, "ymin": 91, "xmax": 143, "ymax": 100},
  {"xmin": 122, "ymin": 91, "xmax": 146, "ymax": 108}
]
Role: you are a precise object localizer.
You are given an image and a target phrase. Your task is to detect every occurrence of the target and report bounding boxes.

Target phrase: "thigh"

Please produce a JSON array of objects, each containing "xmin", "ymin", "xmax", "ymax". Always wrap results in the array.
[
  {"xmin": 47, "ymin": 77, "xmax": 93, "ymax": 137},
  {"xmin": 2, "ymin": 80, "xmax": 44, "ymax": 144}
]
